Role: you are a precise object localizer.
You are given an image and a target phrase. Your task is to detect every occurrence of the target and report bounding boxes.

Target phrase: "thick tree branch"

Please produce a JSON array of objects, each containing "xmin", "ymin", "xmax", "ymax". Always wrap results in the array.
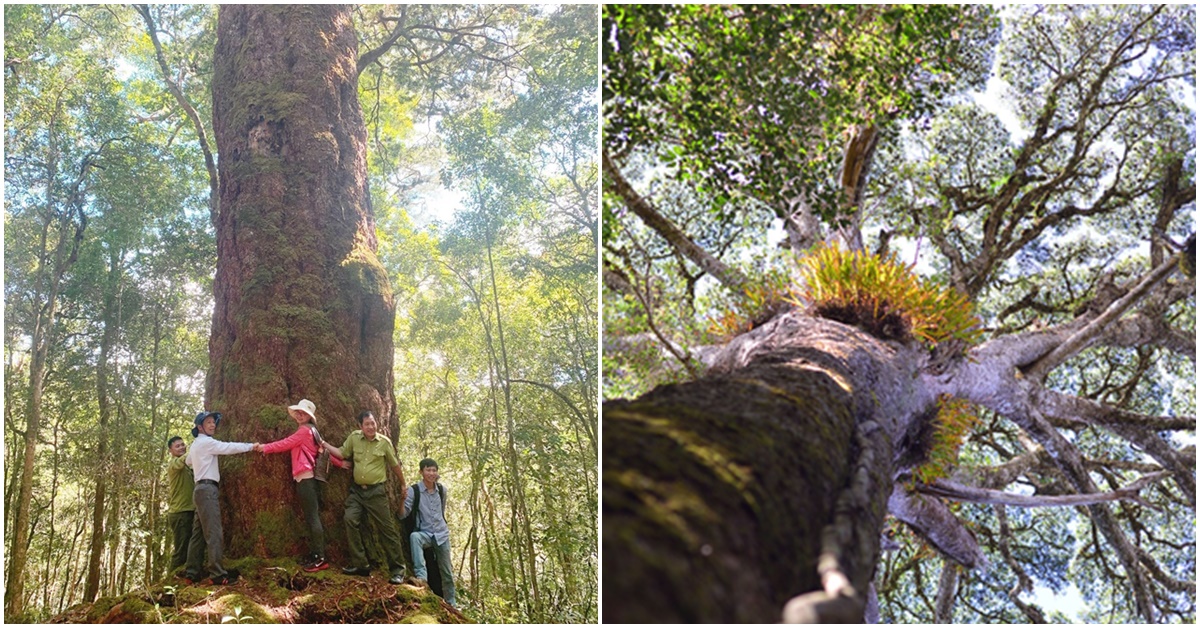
[
  {"xmin": 887, "ymin": 485, "xmax": 985, "ymax": 570},
  {"xmin": 357, "ymin": 6, "xmax": 410, "ymax": 72},
  {"xmin": 602, "ymin": 149, "xmax": 748, "ymax": 290},
  {"xmin": 934, "ymin": 560, "xmax": 957, "ymax": 624},
  {"xmin": 1039, "ymin": 390, "xmax": 1195, "ymax": 432}
]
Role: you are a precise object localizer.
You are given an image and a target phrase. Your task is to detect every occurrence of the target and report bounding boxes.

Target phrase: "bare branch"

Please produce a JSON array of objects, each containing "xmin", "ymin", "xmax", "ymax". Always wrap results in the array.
[
  {"xmin": 134, "ymin": 4, "xmax": 219, "ymax": 227},
  {"xmin": 916, "ymin": 472, "xmax": 1170, "ymax": 509},
  {"xmin": 603, "ymin": 149, "xmax": 748, "ymax": 290},
  {"xmin": 1025, "ymin": 251, "xmax": 1183, "ymax": 380}
]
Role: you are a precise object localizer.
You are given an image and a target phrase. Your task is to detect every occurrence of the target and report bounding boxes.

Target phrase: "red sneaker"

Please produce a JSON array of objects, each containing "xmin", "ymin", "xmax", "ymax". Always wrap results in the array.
[{"xmin": 303, "ymin": 559, "xmax": 329, "ymax": 572}]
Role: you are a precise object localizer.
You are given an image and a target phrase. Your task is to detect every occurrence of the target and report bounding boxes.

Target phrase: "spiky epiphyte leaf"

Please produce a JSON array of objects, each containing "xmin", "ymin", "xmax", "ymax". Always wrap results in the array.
[
  {"xmin": 913, "ymin": 396, "xmax": 980, "ymax": 483},
  {"xmin": 792, "ymin": 243, "xmax": 982, "ymax": 346},
  {"xmin": 705, "ymin": 267, "xmax": 794, "ymax": 341}
]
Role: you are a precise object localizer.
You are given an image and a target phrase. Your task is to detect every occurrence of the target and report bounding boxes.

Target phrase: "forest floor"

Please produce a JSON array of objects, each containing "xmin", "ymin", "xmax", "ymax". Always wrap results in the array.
[{"xmin": 45, "ymin": 556, "xmax": 468, "ymax": 624}]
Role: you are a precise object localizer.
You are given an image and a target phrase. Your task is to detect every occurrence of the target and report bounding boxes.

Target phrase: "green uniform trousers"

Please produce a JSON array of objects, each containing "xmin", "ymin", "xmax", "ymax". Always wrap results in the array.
[
  {"xmin": 167, "ymin": 510, "xmax": 194, "ymax": 571},
  {"xmin": 344, "ymin": 483, "xmax": 404, "ymax": 576}
]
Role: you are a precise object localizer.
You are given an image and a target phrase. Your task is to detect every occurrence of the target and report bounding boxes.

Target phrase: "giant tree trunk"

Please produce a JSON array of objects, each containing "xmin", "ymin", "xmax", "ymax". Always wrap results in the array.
[
  {"xmin": 603, "ymin": 313, "xmax": 935, "ymax": 623},
  {"xmin": 209, "ymin": 5, "xmax": 396, "ymax": 560}
]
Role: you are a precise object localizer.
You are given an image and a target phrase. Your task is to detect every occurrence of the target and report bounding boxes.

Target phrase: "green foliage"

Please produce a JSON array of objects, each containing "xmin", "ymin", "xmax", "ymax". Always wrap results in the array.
[
  {"xmin": 705, "ymin": 268, "xmax": 793, "ymax": 341},
  {"xmin": 604, "ymin": 4, "xmax": 999, "ymax": 219},
  {"xmin": 793, "ymin": 243, "xmax": 982, "ymax": 346}
]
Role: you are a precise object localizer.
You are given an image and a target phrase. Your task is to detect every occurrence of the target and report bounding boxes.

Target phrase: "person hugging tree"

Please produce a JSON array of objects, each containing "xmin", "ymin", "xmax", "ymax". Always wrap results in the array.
[{"xmin": 259, "ymin": 399, "xmax": 347, "ymax": 572}]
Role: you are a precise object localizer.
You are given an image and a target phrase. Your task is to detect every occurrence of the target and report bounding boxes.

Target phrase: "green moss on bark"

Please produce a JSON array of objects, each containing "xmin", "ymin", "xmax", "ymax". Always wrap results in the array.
[{"xmin": 604, "ymin": 360, "xmax": 858, "ymax": 623}]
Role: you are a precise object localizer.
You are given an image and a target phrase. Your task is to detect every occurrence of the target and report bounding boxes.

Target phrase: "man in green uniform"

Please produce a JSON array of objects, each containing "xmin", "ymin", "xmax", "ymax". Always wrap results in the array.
[
  {"xmin": 322, "ymin": 411, "xmax": 408, "ymax": 585},
  {"xmin": 166, "ymin": 435, "xmax": 198, "ymax": 572}
]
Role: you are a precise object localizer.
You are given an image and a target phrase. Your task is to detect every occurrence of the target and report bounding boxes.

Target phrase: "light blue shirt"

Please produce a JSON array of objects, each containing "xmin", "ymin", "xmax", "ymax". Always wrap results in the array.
[{"xmin": 404, "ymin": 481, "xmax": 450, "ymax": 546}]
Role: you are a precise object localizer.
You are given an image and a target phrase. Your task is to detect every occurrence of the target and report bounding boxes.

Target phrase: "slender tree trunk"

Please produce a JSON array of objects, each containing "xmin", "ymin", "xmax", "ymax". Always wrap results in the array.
[
  {"xmin": 7, "ymin": 98, "xmax": 82, "ymax": 619},
  {"xmin": 603, "ymin": 313, "xmax": 934, "ymax": 622},
  {"xmin": 210, "ymin": 5, "xmax": 395, "ymax": 558},
  {"xmin": 60, "ymin": 519, "xmax": 84, "ymax": 613},
  {"xmin": 484, "ymin": 229, "xmax": 542, "ymax": 620},
  {"xmin": 42, "ymin": 422, "xmax": 61, "ymax": 614},
  {"xmin": 84, "ymin": 250, "xmax": 121, "ymax": 602},
  {"xmin": 145, "ymin": 305, "xmax": 163, "ymax": 582}
]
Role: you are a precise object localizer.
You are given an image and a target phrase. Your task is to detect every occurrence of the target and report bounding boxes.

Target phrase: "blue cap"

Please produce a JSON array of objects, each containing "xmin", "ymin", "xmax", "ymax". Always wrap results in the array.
[{"xmin": 191, "ymin": 411, "xmax": 221, "ymax": 437}]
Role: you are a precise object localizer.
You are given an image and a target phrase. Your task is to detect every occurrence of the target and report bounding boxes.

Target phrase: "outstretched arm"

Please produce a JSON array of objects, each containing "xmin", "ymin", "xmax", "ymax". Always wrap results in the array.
[
  {"xmin": 322, "ymin": 441, "xmax": 345, "ymax": 458},
  {"xmin": 260, "ymin": 428, "xmax": 308, "ymax": 455}
]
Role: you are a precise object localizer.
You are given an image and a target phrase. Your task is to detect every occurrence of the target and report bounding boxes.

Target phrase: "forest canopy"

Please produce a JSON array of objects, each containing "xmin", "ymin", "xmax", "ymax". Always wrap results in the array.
[{"xmin": 603, "ymin": 4, "xmax": 1194, "ymax": 623}]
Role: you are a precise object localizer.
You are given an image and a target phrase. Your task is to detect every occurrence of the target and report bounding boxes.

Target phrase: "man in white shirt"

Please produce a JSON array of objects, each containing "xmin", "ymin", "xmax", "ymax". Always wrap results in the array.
[{"xmin": 183, "ymin": 411, "xmax": 258, "ymax": 585}]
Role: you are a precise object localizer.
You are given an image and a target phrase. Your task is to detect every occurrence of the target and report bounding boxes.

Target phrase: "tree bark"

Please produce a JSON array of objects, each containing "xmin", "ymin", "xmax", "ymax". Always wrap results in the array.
[
  {"xmin": 210, "ymin": 5, "xmax": 395, "ymax": 560},
  {"xmin": 603, "ymin": 313, "xmax": 934, "ymax": 622}
]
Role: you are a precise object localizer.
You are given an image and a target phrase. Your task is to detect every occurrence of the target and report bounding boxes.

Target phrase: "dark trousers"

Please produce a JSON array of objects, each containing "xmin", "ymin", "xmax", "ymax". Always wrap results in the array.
[
  {"xmin": 186, "ymin": 482, "xmax": 225, "ymax": 577},
  {"xmin": 297, "ymin": 478, "xmax": 325, "ymax": 557},
  {"xmin": 167, "ymin": 510, "xmax": 194, "ymax": 571}
]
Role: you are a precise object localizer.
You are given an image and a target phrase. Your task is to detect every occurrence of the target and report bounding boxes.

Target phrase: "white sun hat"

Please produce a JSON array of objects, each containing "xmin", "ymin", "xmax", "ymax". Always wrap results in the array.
[{"xmin": 288, "ymin": 399, "xmax": 317, "ymax": 422}]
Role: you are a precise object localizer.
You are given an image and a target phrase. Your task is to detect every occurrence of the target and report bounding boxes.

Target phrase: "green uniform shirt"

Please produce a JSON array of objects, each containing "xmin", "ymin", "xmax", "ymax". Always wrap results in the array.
[
  {"xmin": 166, "ymin": 454, "xmax": 194, "ymax": 514},
  {"xmin": 340, "ymin": 430, "xmax": 399, "ymax": 486}
]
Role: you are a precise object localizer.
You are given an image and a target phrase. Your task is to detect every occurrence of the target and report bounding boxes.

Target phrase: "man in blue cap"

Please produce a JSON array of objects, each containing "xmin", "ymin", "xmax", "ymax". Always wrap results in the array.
[{"xmin": 182, "ymin": 411, "xmax": 259, "ymax": 585}]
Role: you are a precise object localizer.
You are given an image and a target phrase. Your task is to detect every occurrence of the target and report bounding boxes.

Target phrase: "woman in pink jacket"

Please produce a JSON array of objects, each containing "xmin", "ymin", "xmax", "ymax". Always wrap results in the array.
[{"xmin": 260, "ymin": 398, "xmax": 345, "ymax": 572}]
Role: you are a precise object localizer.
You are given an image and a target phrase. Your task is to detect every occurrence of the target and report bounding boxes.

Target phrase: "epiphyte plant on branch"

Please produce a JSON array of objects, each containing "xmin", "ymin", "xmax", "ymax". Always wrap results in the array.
[
  {"xmin": 602, "ymin": 4, "xmax": 1194, "ymax": 624},
  {"xmin": 791, "ymin": 243, "xmax": 982, "ymax": 347}
]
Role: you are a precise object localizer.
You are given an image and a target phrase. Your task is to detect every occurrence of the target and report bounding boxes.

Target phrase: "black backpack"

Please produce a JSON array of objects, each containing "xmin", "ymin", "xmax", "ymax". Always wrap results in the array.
[
  {"xmin": 307, "ymin": 425, "xmax": 333, "ymax": 482},
  {"xmin": 402, "ymin": 482, "xmax": 446, "ymax": 596}
]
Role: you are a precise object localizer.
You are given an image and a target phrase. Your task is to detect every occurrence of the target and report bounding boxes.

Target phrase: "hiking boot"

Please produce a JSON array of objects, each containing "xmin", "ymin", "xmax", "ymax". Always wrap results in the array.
[
  {"xmin": 304, "ymin": 558, "xmax": 330, "ymax": 573},
  {"xmin": 298, "ymin": 553, "xmax": 318, "ymax": 567},
  {"xmin": 181, "ymin": 571, "xmax": 205, "ymax": 584},
  {"xmin": 207, "ymin": 572, "xmax": 238, "ymax": 585},
  {"xmin": 341, "ymin": 566, "xmax": 371, "ymax": 577},
  {"xmin": 389, "ymin": 573, "xmax": 404, "ymax": 585}
]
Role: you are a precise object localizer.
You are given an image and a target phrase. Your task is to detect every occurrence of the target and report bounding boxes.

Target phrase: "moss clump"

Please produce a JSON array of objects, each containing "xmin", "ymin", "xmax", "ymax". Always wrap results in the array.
[
  {"xmin": 252, "ymin": 509, "xmax": 296, "ymax": 557},
  {"xmin": 256, "ymin": 403, "xmax": 291, "ymax": 430},
  {"xmin": 84, "ymin": 593, "xmax": 155, "ymax": 623},
  {"xmin": 341, "ymin": 247, "xmax": 393, "ymax": 298},
  {"xmin": 400, "ymin": 612, "xmax": 442, "ymax": 623},
  {"xmin": 227, "ymin": 79, "xmax": 307, "ymax": 128},
  {"xmin": 213, "ymin": 592, "xmax": 275, "ymax": 623},
  {"xmin": 85, "ymin": 596, "xmax": 119, "ymax": 622}
]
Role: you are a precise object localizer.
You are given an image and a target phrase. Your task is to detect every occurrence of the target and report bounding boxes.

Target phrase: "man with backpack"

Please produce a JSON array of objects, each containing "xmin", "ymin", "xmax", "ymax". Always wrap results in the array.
[{"xmin": 403, "ymin": 458, "xmax": 457, "ymax": 608}]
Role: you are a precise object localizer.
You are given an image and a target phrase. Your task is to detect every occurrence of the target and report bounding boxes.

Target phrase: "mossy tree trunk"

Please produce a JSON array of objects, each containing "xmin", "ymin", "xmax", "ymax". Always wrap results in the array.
[
  {"xmin": 603, "ymin": 314, "xmax": 935, "ymax": 622},
  {"xmin": 209, "ymin": 5, "xmax": 396, "ymax": 562}
]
